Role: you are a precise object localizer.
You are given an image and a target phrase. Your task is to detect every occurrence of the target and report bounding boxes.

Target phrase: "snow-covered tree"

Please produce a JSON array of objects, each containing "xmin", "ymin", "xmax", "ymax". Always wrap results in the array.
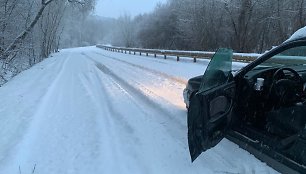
[{"xmin": 0, "ymin": 0, "xmax": 96, "ymax": 85}]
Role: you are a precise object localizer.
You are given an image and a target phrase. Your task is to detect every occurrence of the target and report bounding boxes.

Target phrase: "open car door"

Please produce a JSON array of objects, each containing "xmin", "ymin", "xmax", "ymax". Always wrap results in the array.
[{"xmin": 188, "ymin": 48, "xmax": 236, "ymax": 161}]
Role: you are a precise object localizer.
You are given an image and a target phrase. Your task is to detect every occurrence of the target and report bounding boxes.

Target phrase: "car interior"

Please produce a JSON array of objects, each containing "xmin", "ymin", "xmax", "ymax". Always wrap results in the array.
[
  {"xmin": 234, "ymin": 65, "xmax": 306, "ymax": 164},
  {"xmin": 225, "ymin": 46, "xmax": 306, "ymax": 164}
]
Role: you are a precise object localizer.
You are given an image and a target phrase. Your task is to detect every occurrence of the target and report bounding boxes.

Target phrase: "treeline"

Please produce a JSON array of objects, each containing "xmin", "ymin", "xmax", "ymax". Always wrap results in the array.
[
  {"xmin": 1, "ymin": 0, "xmax": 305, "ymax": 85},
  {"xmin": 110, "ymin": 0, "xmax": 306, "ymax": 53},
  {"xmin": 0, "ymin": 0, "xmax": 96, "ymax": 85}
]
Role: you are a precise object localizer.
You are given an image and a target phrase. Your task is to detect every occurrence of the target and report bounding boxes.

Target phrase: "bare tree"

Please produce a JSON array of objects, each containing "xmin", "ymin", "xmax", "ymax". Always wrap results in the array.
[
  {"xmin": 1, "ymin": 0, "xmax": 55, "ymax": 62},
  {"xmin": 117, "ymin": 13, "xmax": 136, "ymax": 47},
  {"xmin": 123, "ymin": 0, "xmax": 306, "ymax": 53},
  {"xmin": 0, "ymin": 0, "xmax": 96, "ymax": 85},
  {"xmin": 1, "ymin": 0, "xmax": 96, "ymax": 62}
]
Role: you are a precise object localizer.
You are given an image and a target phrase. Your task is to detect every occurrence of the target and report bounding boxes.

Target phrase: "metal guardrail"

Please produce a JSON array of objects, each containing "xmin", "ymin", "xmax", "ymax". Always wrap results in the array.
[{"xmin": 96, "ymin": 45, "xmax": 261, "ymax": 63}]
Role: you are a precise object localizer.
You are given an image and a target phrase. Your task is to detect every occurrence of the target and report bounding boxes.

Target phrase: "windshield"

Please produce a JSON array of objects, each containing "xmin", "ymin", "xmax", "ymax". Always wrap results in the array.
[{"xmin": 255, "ymin": 46, "xmax": 306, "ymax": 68}]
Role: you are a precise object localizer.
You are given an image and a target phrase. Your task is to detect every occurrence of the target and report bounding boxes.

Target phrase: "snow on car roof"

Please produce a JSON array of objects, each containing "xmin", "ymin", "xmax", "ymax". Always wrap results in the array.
[{"xmin": 284, "ymin": 26, "xmax": 306, "ymax": 43}]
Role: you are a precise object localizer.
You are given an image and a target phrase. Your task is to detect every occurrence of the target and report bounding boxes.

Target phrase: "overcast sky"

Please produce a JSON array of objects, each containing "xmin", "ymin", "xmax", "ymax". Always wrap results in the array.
[{"xmin": 95, "ymin": 0, "xmax": 167, "ymax": 18}]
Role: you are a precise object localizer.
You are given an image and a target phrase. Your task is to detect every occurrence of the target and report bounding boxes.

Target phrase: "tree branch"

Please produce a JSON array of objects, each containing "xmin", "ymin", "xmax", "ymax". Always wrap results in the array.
[{"xmin": 0, "ymin": 0, "xmax": 55, "ymax": 60}]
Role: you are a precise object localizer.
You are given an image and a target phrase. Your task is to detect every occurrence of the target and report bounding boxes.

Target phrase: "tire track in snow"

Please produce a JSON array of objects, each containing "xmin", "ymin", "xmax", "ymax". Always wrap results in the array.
[
  {"xmin": 0, "ymin": 57, "xmax": 66, "ymax": 165},
  {"xmin": 83, "ymin": 53, "xmax": 187, "ymax": 146},
  {"xmin": 95, "ymin": 56, "xmax": 186, "ymax": 108},
  {"xmin": 85, "ymin": 54, "xmax": 185, "ymax": 128},
  {"xmin": 89, "ymin": 51, "xmax": 187, "ymax": 109},
  {"xmin": 0, "ymin": 54, "xmax": 73, "ymax": 173},
  {"xmin": 2, "ymin": 53, "xmax": 107, "ymax": 173},
  {"xmin": 73, "ymin": 55, "xmax": 143, "ymax": 173},
  {"xmin": 78, "ymin": 55, "xmax": 168, "ymax": 173},
  {"xmin": 82, "ymin": 54, "xmax": 203, "ymax": 173},
  {"xmin": 77, "ymin": 71, "xmax": 127, "ymax": 173},
  {"xmin": 77, "ymin": 55, "xmax": 148, "ymax": 173},
  {"xmin": 79, "ymin": 72, "xmax": 150, "ymax": 173},
  {"xmin": 93, "ymin": 51, "xmax": 187, "ymax": 85},
  {"xmin": 78, "ymin": 69, "xmax": 136, "ymax": 136}
]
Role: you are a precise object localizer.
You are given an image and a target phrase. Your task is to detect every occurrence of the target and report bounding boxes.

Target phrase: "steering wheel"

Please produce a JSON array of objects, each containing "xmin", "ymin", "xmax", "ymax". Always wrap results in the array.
[{"xmin": 271, "ymin": 67, "xmax": 304, "ymax": 105}]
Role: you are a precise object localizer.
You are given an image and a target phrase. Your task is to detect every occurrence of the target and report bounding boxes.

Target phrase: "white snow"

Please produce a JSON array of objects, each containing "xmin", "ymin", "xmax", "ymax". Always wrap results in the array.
[
  {"xmin": 285, "ymin": 26, "xmax": 306, "ymax": 43},
  {"xmin": 0, "ymin": 46, "xmax": 278, "ymax": 174}
]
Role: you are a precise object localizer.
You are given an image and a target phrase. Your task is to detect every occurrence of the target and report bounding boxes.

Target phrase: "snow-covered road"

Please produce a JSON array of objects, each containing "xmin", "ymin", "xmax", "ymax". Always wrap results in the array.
[{"xmin": 0, "ymin": 47, "xmax": 277, "ymax": 173}]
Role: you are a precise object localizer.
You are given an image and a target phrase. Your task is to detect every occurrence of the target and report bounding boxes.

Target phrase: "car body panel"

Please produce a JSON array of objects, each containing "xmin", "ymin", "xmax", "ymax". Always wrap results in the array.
[
  {"xmin": 183, "ymin": 76, "xmax": 202, "ymax": 108},
  {"xmin": 226, "ymin": 130, "xmax": 305, "ymax": 174}
]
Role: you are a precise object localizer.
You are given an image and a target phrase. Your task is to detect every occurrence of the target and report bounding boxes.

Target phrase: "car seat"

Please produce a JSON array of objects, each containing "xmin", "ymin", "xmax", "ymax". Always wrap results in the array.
[{"xmin": 266, "ymin": 105, "xmax": 306, "ymax": 137}]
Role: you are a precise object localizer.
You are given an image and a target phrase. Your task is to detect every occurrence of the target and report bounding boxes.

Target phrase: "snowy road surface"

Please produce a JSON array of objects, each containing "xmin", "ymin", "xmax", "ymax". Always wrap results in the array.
[{"xmin": 0, "ymin": 47, "xmax": 278, "ymax": 174}]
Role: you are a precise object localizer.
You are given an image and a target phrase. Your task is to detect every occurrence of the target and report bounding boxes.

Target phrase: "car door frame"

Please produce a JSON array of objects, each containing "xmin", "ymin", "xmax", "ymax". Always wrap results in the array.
[{"xmin": 235, "ymin": 38, "xmax": 306, "ymax": 78}]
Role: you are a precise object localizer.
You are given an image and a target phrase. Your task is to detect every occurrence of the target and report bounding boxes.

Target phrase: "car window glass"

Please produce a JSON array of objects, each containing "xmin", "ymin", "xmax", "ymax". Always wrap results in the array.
[
  {"xmin": 257, "ymin": 46, "xmax": 306, "ymax": 67},
  {"xmin": 199, "ymin": 48, "xmax": 233, "ymax": 93}
]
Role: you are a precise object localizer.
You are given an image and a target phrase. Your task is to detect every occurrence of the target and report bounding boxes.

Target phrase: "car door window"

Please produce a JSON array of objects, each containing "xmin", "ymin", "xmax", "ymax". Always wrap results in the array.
[{"xmin": 199, "ymin": 48, "xmax": 233, "ymax": 92}]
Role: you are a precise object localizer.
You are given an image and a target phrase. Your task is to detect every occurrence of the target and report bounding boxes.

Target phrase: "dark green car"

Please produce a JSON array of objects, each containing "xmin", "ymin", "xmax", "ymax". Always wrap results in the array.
[{"xmin": 184, "ymin": 36, "xmax": 306, "ymax": 173}]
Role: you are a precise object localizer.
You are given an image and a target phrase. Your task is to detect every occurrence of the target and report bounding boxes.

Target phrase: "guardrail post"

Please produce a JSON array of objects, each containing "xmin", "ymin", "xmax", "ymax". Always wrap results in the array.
[
  {"xmin": 177, "ymin": 56, "xmax": 180, "ymax": 61},
  {"xmin": 164, "ymin": 55, "xmax": 166, "ymax": 59},
  {"xmin": 154, "ymin": 54, "xmax": 156, "ymax": 58},
  {"xmin": 146, "ymin": 53, "xmax": 148, "ymax": 56},
  {"xmin": 193, "ymin": 57, "xmax": 197, "ymax": 62}
]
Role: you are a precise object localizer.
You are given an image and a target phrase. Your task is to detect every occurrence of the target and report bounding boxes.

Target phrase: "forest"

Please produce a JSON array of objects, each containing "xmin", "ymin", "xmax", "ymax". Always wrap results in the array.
[
  {"xmin": 1, "ymin": 0, "xmax": 306, "ymax": 85},
  {"xmin": 110, "ymin": 0, "xmax": 306, "ymax": 53},
  {"xmin": 0, "ymin": 0, "xmax": 97, "ymax": 85}
]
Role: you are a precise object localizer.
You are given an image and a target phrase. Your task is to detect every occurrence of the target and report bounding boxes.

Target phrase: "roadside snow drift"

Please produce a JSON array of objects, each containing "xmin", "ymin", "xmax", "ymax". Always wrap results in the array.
[{"xmin": 0, "ymin": 47, "xmax": 278, "ymax": 174}]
